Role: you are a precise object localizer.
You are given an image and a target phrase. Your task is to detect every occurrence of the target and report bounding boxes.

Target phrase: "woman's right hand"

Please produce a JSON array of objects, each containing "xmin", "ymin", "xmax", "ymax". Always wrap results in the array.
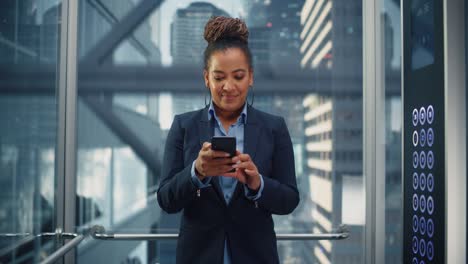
[{"xmin": 195, "ymin": 142, "xmax": 233, "ymax": 180}]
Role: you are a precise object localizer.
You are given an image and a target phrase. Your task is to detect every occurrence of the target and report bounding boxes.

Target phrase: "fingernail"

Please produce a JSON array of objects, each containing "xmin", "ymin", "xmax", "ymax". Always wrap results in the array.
[
  {"xmin": 232, "ymin": 164, "xmax": 238, "ymax": 168},
  {"xmin": 225, "ymin": 153, "xmax": 230, "ymax": 157}
]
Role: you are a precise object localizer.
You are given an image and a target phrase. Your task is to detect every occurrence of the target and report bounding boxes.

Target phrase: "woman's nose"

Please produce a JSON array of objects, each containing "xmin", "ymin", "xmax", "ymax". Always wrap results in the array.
[{"xmin": 222, "ymin": 81, "xmax": 234, "ymax": 91}]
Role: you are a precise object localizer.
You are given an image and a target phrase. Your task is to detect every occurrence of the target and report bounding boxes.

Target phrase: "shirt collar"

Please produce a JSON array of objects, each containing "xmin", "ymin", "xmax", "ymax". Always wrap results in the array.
[{"xmin": 208, "ymin": 101, "xmax": 248, "ymax": 124}]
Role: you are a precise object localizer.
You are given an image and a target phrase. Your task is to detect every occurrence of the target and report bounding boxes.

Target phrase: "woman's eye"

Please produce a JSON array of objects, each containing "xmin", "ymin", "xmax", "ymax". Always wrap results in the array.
[
  {"xmin": 214, "ymin": 77, "xmax": 224, "ymax": 81},
  {"xmin": 235, "ymin": 75, "xmax": 244, "ymax": 80}
]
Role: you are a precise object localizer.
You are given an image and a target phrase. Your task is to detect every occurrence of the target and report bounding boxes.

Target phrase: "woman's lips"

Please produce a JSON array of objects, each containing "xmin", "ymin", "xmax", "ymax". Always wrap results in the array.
[{"xmin": 223, "ymin": 95, "xmax": 238, "ymax": 101}]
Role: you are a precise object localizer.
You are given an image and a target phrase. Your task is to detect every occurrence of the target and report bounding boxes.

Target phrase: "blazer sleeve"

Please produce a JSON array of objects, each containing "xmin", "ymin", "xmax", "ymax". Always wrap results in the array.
[
  {"xmin": 258, "ymin": 117, "xmax": 300, "ymax": 215},
  {"xmin": 157, "ymin": 115, "xmax": 197, "ymax": 213}
]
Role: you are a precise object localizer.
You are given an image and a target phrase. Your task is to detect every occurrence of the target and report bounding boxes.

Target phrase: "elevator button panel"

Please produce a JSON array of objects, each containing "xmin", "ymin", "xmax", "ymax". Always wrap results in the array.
[{"xmin": 409, "ymin": 106, "xmax": 437, "ymax": 262}]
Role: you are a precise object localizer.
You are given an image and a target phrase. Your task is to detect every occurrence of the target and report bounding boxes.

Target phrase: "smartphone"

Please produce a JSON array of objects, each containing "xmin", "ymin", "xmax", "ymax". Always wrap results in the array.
[
  {"xmin": 211, "ymin": 136, "xmax": 236, "ymax": 173},
  {"xmin": 211, "ymin": 136, "xmax": 236, "ymax": 157}
]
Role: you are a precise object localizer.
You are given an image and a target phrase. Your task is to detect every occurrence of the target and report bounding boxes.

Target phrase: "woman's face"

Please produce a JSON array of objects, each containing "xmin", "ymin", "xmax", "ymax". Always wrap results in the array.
[{"xmin": 204, "ymin": 47, "xmax": 253, "ymax": 113}]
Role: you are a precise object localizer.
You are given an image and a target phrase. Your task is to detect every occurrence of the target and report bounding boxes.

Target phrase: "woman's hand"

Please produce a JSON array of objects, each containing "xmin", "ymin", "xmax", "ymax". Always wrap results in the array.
[
  {"xmin": 195, "ymin": 142, "xmax": 233, "ymax": 179},
  {"xmin": 225, "ymin": 151, "xmax": 261, "ymax": 191}
]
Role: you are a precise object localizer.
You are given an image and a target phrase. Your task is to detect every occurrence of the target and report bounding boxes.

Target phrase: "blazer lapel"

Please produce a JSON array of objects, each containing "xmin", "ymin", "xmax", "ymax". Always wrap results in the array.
[
  {"xmin": 230, "ymin": 106, "xmax": 261, "ymax": 203},
  {"xmin": 198, "ymin": 107, "xmax": 214, "ymax": 147},
  {"xmin": 243, "ymin": 106, "xmax": 260, "ymax": 161},
  {"xmin": 198, "ymin": 107, "xmax": 227, "ymax": 206}
]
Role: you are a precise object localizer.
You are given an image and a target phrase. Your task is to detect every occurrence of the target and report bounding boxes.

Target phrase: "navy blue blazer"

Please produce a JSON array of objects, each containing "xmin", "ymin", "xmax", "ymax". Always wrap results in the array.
[{"xmin": 157, "ymin": 105, "xmax": 299, "ymax": 264}]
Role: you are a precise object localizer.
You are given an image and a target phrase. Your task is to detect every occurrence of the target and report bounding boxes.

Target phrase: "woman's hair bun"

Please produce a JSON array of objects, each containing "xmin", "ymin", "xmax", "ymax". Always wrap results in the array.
[{"xmin": 204, "ymin": 16, "xmax": 249, "ymax": 45}]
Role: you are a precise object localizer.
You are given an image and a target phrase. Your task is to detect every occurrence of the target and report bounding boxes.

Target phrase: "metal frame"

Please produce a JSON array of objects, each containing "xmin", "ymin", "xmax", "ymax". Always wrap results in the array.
[
  {"xmin": 444, "ymin": 0, "xmax": 466, "ymax": 262},
  {"xmin": 0, "ymin": 66, "xmax": 399, "ymax": 95},
  {"xmin": 56, "ymin": 0, "xmax": 79, "ymax": 263},
  {"xmin": 56, "ymin": 0, "xmax": 68, "ymax": 240},
  {"xmin": 82, "ymin": 95, "xmax": 161, "ymax": 175},
  {"xmin": 400, "ymin": 2, "xmax": 405, "ymax": 264},
  {"xmin": 363, "ymin": 0, "xmax": 386, "ymax": 263},
  {"xmin": 82, "ymin": 0, "xmax": 163, "ymax": 65}
]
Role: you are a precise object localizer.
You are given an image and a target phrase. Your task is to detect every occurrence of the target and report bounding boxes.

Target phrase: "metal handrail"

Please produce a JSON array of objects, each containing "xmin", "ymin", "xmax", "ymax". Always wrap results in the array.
[
  {"xmin": 0, "ymin": 227, "xmax": 97, "ymax": 264},
  {"xmin": 91, "ymin": 224, "xmax": 349, "ymax": 241},
  {"xmin": 0, "ymin": 232, "xmax": 77, "ymax": 239},
  {"xmin": 38, "ymin": 226, "xmax": 103, "ymax": 264},
  {"xmin": 1, "ymin": 224, "xmax": 348, "ymax": 263},
  {"xmin": 39, "ymin": 234, "xmax": 85, "ymax": 264},
  {"xmin": 0, "ymin": 230, "xmax": 77, "ymax": 258}
]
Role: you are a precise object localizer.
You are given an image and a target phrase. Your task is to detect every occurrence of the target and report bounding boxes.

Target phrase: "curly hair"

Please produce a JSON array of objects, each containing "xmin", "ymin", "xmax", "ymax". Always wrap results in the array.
[{"xmin": 203, "ymin": 16, "xmax": 253, "ymax": 70}]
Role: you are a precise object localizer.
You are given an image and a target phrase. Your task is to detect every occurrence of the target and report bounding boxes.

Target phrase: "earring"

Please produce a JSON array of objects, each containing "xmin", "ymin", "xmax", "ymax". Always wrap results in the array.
[
  {"xmin": 248, "ymin": 85, "xmax": 255, "ymax": 107},
  {"xmin": 204, "ymin": 87, "xmax": 211, "ymax": 107}
]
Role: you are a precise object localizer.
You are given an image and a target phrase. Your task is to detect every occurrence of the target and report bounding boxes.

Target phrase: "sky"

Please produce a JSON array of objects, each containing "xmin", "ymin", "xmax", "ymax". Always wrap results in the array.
[{"xmin": 151, "ymin": 0, "xmax": 245, "ymax": 66}]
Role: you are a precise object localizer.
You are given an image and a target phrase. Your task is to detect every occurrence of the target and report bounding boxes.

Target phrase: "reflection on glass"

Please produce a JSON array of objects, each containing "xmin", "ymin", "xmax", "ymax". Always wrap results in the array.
[
  {"xmin": 411, "ymin": 0, "xmax": 434, "ymax": 70},
  {"xmin": 75, "ymin": 0, "xmax": 365, "ymax": 263},
  {"xmin": 0, "ymin": 0, "xmax": 61, "ymax": 262},
  {"xmin": 383, "ymin": 0, "xmax": 403, "ymax": 262}
]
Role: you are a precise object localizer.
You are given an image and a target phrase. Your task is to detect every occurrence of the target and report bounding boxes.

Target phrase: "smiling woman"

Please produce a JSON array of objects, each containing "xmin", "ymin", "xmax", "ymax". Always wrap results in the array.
[
  {"xmin": 203, "ymin": 16, "xmax": 253, "ymax": 122},
  {"xmin": 204, "ymin": 48, "xmax": 253, "ymax": 129},
  {"xmin": 157, "ymin": 16, "xmax": 300, "ymax": 264}
]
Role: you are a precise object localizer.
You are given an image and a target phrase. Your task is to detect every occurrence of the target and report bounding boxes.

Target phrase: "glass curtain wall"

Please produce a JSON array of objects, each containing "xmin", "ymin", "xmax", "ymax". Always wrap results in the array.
[
  {"xmin": 74, "ymin": 1, "xmax": 366, "ymax": 263},
  {"xmin": 381, "ymin": 0, "xmax": 403, "ymax": 263},
  {"xmin": 0, "ymin": 0, "xmax": 62, "ymax": 263},
  {"xmin": 0, "ymin": 0, "xmax": 410, "ymax": 263}
]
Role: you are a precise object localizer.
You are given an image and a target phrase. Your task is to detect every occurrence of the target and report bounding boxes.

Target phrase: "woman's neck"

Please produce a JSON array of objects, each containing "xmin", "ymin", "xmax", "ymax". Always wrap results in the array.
[{"xmin": 213, "ymin": 103, "xmax": 244, "ymax": 124}]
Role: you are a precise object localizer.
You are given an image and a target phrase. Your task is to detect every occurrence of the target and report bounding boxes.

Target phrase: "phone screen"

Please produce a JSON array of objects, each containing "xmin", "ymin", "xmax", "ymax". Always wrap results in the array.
[{"xmin": 211, "ymin": 136, "xmax": 236, "ymax": 157}]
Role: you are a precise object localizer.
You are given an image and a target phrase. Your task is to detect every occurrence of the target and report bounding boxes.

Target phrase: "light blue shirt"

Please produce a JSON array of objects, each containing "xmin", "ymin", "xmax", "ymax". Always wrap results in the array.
[{"xmin": 190, "ymin": 102, "xmax": 264, "ymax": 263}]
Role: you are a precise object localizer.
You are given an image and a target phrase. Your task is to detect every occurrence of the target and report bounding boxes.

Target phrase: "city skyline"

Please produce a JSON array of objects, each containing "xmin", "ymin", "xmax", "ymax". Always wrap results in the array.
[{"xmin": 154, "ymin": 0, "xmax": 244, "ymax": 66}]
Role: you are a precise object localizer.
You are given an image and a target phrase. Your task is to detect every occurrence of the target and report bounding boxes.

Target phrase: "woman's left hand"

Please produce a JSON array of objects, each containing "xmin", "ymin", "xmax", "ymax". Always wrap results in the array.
[{"xmin": 225, "ymin": 151, "xmax": 261, "ymax": 191}]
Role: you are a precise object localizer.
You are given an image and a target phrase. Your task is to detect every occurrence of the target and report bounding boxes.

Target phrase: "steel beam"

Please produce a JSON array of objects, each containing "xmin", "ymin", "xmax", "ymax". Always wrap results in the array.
[{"xmin": 81, "ymin": 0, "xmax": 163, "ymax": 65}]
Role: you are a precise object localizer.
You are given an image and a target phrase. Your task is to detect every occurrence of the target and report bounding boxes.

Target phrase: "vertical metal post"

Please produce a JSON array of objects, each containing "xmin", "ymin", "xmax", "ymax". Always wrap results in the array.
[
  {"xmin": 110, "ymin": 148, "xmax": 114, "ymax": 226},
  {"xmin": 363, "ymin": 0, "xmax": 386, "ymax": 263},
  {"xmin": 57, "ymin": 0, "xmax": 68, "ymax": 242},
  {"xmin": 444, "ymin": 0, "xmax": 466, "ymax": 262},
  {"xmin": 57, "ymin": 0, "xmax": 79, "ymax": 263}
]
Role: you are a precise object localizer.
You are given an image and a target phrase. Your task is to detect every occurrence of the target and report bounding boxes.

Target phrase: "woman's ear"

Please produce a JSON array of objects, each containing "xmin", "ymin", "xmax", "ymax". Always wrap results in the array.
[
  {"xmin": 203, "ymin": 70, "xmax": 210, "ymax": 88},
  {"xmin": 249, "ymin": 69, "xmax": 254, "ymax": 86}
]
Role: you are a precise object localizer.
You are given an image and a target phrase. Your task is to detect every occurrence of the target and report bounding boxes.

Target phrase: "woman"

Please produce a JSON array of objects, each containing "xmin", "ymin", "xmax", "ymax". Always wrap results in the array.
[{"xmin": 157, "ymin": 16, "xmax": 299, "ymax": 264}]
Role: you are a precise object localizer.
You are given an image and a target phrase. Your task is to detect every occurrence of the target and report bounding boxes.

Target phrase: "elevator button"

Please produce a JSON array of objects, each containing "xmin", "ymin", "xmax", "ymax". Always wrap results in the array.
[
  {"xmin": 413, "ymin": 172, "xmax": 419, "ymax": 190},
  {"xmin": 419, "ymin": 129, "xmax": 426, "ymax": 147},
  {"xmin": 427, "ymin": 173, "xmax": 434, "ymax": 192},
  {"xmin": 413, "ymin": 215, "xmax": 419, "ymax": 232},
  {"xmin": 427, "ymin": 128, "xmax": 434, "ymax": 147},
  {"xmin": 420, "ymin": 195, "xmax": 426, "ymax": 213},
  {"xmin": 427, "ymin": 219, "xmax": 434, "ymax": 238},
  {"xmin": 413, "ymin": 194, "xmax": 419, "ymax": 211},
  {"xmin": 419, "ymin": 216, "xmax": 426, "ymax": 235},
  {"xmin": 412, "ymin": 236, "xmax": 419, "ymax": 254},
  {"xmin": 419, "ymin": 173, "xmax": 426, "ymax": 191},
  {"xmin": 413, "ymin": 130, "xmax": 419, "ymax": 146},
  {"xmin": 419, "ymin": 107, "xmax": 426, "ymax": 125},
  {"xmin": 413, "ymin": 151, "xmax": 419, "ymax": 168},
  {"xmin": 427, "ymin": 151, "xmax": 434, "ymax": 169},
  {"xmin": 427, "ymin": 105, "xmax": 434, "ymax": 124},
  {"xmin": 413, "ymin": 108, "xmax": 419, "ymax": 126},
  {"xmin": 419, "ymin": 151, "xmax": 426, "ymax": 169},
  {"xmin": 427, "ymin": 196, "xmax": 434, "ymax": 215},
  {"xmin": 419, "ymin": 238, "xmax": 426, "ymax": 257},
  {"xmin": 427, "ymin": 241, "xmax": 434, "ymax": 260}
]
